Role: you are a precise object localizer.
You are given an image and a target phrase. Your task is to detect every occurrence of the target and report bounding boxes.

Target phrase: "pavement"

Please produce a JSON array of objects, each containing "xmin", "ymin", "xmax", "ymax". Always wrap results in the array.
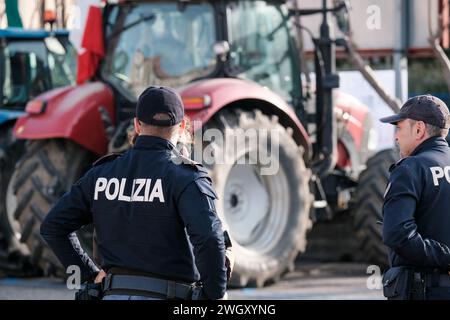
[{"xmin": 0, "ymin": 262, "xmax": 384, "ymax": 300}]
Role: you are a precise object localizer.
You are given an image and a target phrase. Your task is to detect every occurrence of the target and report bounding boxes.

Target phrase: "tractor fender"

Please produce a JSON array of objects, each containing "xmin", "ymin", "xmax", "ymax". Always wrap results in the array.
[
  {"xmin": 334, "ymin": 91, "xmax": 375, "ymax": 174},
  {"xmin": 13, "ymin": 82, "xmax": 115, "ymax": 155},
  {"xmin": 180, "ymin": 78, "xmax": 312, "ymax": 159}
]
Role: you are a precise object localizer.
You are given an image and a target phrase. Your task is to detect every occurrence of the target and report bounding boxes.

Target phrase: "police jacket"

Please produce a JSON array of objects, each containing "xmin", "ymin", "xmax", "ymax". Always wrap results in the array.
[
  {"xmin": 40, "ymin": 135, "xmax": 227, "ymax": 299},
  {"xmin": 382, "ymin": 136, "xmax": 450, "ymax": 271}
]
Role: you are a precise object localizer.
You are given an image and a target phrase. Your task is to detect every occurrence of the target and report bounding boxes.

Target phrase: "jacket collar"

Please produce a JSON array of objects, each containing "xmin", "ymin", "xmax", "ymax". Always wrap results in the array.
[
  {"xmin": 410, "ymin": 136, "xmax": 448, "ymax": 156},
  {"xmin": 134, "ymin": 135, "xmax": 176, "ymax": 151}
]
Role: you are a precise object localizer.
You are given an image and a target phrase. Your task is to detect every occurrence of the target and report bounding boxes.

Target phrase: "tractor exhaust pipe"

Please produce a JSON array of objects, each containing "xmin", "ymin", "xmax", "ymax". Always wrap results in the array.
[{"xmin": 312, "ymin": 0, "xmax": 339, "ymax": 177}]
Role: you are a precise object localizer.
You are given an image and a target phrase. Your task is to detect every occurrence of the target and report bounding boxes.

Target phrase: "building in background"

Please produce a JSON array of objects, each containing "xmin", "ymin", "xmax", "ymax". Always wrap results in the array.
[
  {"xmin": 0, "ymin": 0, "xmax": 76, "ymax": 29},
  {"xmin": 292, "ymin": 0, "xmax": 450, "ymax": 149},
  {"xmin": 1, "ymin": 1, "xmax": 447, "ymax": 54}
]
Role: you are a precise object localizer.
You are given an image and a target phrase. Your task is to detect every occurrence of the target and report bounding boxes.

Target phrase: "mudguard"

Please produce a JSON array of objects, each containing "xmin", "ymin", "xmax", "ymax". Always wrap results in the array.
[
  {"xmin": 334, "ymin": 91, "xmax": 374, "ymax": 173},
  {"xmin": 179, "ymin": 78, "xmax": 312, "ymax": 159},
  {"xmin": 13, "ymin": 82, "xmax": 115, "ymax": 155}
]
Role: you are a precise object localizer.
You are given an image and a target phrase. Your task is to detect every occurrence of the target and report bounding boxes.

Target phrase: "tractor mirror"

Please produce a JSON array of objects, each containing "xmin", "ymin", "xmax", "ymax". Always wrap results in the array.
[
  {"xmin": 45, "ymin": 37, "xmax": 66, "ymax": 55},
  {"xmin": 333, "ymin": 0, "xmax": 350, "ymax": 35},
  {"xmin": 213, "ymin": 41, "xmax": 230, "ymax": 62}
]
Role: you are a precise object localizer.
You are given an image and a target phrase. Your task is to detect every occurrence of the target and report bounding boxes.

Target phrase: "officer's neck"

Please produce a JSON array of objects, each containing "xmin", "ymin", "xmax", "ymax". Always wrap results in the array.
[
  {"xmin": 408, "ymin": 137, "xmax": 428, "ymax": 156},
  {"xmin": 408, "ymin": 135, "xmax": 441, "ymax": 157},
  {"xmin": 139, "ymin": 133, "xmax": 178, "ymax": 146}
]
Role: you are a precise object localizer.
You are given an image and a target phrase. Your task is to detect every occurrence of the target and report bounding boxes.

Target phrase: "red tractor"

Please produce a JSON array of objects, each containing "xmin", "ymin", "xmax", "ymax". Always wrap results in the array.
[{"xmin": 5, "ymin": 0, "xmax": 395, "ymax": 285}]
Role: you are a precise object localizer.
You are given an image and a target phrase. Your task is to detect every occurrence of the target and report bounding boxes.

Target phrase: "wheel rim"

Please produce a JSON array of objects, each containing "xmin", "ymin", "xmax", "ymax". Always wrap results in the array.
[{"xmin": 222, "ymin": 154, "xmax": 289, "ymax": 256}]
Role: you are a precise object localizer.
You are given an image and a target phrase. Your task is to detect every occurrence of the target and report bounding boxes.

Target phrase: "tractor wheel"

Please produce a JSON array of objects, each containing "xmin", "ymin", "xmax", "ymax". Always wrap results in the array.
[
  {"xmin": 5, "ymin": 139, "xmax": 93, "ymax": 276},
  {"xmin": 201, "ymin": 109, "xmax": 313, "ymax": 287},
  {"xmin": 0, "ymin": 125, "xmax": 32, "ymax": 274},
  {"xmin": 0, "ymin": 126, "xmax": 13, "ymax": 257},
  {"xmin": 352, "ymin": 148, "xmax": 398, "ymax": 267}
]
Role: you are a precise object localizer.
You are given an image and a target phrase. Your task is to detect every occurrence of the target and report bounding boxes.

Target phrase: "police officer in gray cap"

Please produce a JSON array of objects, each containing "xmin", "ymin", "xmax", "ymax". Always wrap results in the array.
[
  {"xmin": 41, "ymin": 86, "xmax": 233, "ymax": 300},
  {"xmin": 380, "ymin": 94, "xmax": 450, "ymax": 300}
]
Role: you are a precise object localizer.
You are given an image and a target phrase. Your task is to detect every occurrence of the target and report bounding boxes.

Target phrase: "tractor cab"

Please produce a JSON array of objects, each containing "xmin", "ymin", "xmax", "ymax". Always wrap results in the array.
[
  {"xmin": 0, "ymin": 28, "xmax": 76, "ymax": 114},
  {"xmin": 100, "ymin": 1, "xmax": 303, "ymax": 121}
]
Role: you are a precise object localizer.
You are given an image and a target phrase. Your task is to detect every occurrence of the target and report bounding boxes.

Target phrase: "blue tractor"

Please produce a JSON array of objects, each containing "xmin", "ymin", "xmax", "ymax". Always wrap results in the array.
[{"xmin": 0, "ymin": 28, "xmax": 76, "ymax": 275}]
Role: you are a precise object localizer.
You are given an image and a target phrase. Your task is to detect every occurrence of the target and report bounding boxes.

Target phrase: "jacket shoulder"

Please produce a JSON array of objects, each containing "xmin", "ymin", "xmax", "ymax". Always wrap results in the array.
[
  {"xmin": 388, "ymin": 157, "xmax": 407, "ymax": 172},
  {"xmin": 92, "ymin": 153, "xmax": 122, "ymax": 167},
  {"xmin": 388, "ymin": 156, "xmax": 422, "ymax": 173},
  {"xmin": 170, "ymin": 153, "xmax": 208, "ymax": 174}
]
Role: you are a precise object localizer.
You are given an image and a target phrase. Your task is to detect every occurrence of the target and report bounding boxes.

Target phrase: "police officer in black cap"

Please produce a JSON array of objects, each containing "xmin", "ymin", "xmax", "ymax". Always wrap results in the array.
[
  {"xmin": 40, "ymin": 86, "xmax": 233, "ymax": 300},
  {"xmin": 380, "ymin": 94, "xmax": 450, "ymax": 300}
]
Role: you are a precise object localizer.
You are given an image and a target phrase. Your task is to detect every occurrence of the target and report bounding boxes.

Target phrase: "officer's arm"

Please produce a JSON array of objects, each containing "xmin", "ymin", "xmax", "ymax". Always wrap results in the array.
[
  {"xmin": 382, "ymin": 164, "xmax": 450, "ymax": 268},
  {"xmin": 40, "ymin": 169, "xmax": 99, "ymax": 282},
  {"xmin": 177, "ymin": 178, "xmax": 227, "ymax": 300}
]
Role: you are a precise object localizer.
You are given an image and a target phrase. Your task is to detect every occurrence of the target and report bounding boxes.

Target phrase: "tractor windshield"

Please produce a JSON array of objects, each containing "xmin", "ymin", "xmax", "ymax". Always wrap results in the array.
[
  {"xmin": 226, "ymin": 1, "xmax": 301, "ymax": 104},
  {"xmin": 102, "ymin": 2, "xmax": 217, "ymax": 99},
  {"xmin": 0, "ymin": 37, "xmax": 76, "ymax": 109}
]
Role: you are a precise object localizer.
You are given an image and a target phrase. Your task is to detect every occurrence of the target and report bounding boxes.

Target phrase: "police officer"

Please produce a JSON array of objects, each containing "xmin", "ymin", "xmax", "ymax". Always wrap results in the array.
[
  {"xmin": 380, "ymin": 94, "xmax": 450, "ymax": 300},
  {"xmin": 40, "ymin": 86, "xmax": 232, "ymax": 300}
]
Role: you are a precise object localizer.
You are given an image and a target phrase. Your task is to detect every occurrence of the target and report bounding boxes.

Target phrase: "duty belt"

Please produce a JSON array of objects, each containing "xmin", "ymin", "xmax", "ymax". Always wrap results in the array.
[
  {"xmin": 102, "ymin": 274, "xmax": 194, "ymax": 299},
  {"xmin": 425, "ymin": 273, "xmax": 450, "ymax": 288}
]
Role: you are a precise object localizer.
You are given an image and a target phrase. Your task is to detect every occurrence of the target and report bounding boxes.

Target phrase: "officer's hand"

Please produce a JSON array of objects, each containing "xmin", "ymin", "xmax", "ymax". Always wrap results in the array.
[
  {"xmin": 225, "ymin": 248, "xmax": 235, "ymax": 282},
  {"xmin": 94, "ymin": 270, "xmax": 107, "ymax": 284}
]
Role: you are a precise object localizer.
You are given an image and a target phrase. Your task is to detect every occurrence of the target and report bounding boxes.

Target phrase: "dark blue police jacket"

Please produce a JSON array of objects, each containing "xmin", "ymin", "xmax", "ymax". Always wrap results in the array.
[
  {"xmin": 383, "ymin": 136, "xmax": 450, "ymax": 271},
  {"xmin": 40, "ymin": 135, "xmax": 227, "ymax": 299}
]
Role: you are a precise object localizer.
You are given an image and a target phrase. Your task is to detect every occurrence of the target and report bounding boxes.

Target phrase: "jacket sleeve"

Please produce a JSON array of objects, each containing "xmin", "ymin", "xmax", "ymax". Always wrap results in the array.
[
  {"xmin": 177, "ymin": 177, "xmax": 227, "ymax": 299},
  {"xmin": 382, "ymin": 163, "xmax": 450, "ymax": 268},
  {"xmin": 40, "ymin": 169, "xmax": 99, "ymax": 282}
]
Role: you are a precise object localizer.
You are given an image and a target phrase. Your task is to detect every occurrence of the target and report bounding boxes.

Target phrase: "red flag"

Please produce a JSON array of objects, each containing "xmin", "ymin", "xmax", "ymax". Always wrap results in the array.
[{"xmin": 76, "ymin": 5, "xmax": 105, "ymax": 84}]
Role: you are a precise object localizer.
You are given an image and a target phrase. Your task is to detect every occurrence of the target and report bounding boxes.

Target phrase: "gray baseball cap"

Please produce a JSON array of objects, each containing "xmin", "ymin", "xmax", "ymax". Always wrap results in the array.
[{"xmin": 380, "ymin": 94, "xmax": 450, "ymax": 129}]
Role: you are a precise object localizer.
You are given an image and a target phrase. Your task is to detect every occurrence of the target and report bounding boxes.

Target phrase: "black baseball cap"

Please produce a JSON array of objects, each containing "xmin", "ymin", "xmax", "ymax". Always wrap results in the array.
[
  {"xmin": 136, "ymin": 86, "xmax": 184, "ymax": 126},
  {"xmin": 380, "ymin": 94, "xmax": 450, "ymax": 129}
]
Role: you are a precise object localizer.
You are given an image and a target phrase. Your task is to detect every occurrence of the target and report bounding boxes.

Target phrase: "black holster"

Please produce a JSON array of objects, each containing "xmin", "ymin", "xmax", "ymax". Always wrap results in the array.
[
  {"xmin": 75, "ymin": 282, "xmax": 104, "ymax": 301},
  {"xmin": 382, "ymin": 267, "xmax": 413, "ymax": 300},
  {"xmin": 410, "ymin": 272, "xmax": 426, "ymax": 300},
  {"xmin": 383, "ymin": 267, "xmax": 426, "ymax": 300}
]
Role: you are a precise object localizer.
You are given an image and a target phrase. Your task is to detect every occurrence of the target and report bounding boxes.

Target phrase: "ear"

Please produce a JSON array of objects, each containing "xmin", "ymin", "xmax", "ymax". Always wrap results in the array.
[
  {"xmin": 416, "ymin": 121, "xmax": 427, "ymax": 139},
  {"xmin": 134, "ymin": 117, "xmax": 141, "ymax": 135}
]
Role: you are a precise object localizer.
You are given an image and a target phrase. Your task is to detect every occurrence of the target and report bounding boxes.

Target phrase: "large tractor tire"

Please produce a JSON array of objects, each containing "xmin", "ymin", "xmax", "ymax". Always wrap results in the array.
[
  {"xmin": 0, "ymin": 126, "xmax": 13, "ymax": 256},
  {"xmin": 0, "ymin": 125, "xmax": 31, "ymax": 275},
  {"xmin": 202, "ymin": 109, "xmax": 313, "ymax": 287},
  {"xmin": 352, "ymin": 148, "xmax": 398, "ymax": 267},
  {"xmin": 5, "ymin": 139, "xmax": 93, "ymax": 276}
]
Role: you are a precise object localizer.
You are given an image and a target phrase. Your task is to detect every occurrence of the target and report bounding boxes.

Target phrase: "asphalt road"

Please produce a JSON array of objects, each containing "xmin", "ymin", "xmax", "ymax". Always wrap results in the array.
[{"xmin": 0, "ymin": 263, "xmax": 384, "ymax": 300}]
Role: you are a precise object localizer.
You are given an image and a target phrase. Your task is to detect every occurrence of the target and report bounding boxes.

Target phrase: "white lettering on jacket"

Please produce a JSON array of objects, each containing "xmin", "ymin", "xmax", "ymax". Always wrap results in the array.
[
  {"xmin": 430, "ymin": 166, "xmax": 450, "ymax": 186},
  {"xmin": 94, "ymin": 178, "xmax": 165, "ymax": 202}
]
